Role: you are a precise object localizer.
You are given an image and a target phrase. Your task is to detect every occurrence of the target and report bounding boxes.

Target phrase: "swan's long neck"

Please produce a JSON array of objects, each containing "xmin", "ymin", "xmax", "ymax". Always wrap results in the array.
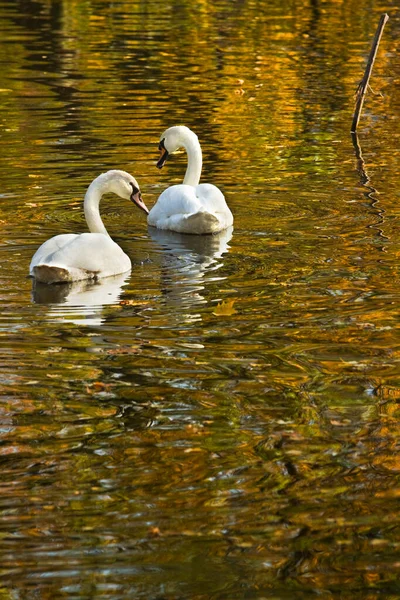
[
  {"xmin": 182, "ymin": 132, "xmax": 202, "ymax": 186},
  {"xmin": 84, "ymin": 179, "xmax": 109, "ymax": 236}
]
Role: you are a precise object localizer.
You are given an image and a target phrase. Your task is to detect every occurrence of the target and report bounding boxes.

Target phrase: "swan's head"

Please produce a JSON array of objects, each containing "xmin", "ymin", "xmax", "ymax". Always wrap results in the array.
[
  {"xmin": 101, "ymin": 170, "xmax": 149, "ymax": 215},
  {"xmin": 157, "ymin": 125, "xmax": 197, "ymax": 169}
]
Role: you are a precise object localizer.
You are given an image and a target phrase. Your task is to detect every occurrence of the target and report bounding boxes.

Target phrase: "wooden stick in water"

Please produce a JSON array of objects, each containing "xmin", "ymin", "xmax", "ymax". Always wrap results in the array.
[{"xmin": 351, "ymin": 13, "xmax": 389, "ymax": 133}]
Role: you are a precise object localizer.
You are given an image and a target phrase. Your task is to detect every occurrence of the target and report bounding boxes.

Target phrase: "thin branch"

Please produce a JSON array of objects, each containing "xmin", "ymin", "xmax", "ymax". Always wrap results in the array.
[{"xmin": 351, "ymin": 13, "xmax": 389, "ymax": 133}]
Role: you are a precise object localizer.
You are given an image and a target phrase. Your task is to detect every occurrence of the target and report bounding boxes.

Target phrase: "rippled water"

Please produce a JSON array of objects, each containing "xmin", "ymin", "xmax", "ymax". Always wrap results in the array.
[{"xmin": 1, "ymin": 0, "xmax": 400, "ymax": 598}]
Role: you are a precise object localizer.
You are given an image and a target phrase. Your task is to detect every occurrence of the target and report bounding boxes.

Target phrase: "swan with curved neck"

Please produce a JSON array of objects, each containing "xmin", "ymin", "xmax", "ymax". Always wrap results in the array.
[
  {"xmin": 147, "ymin": 126, "xmax": 233, "ymax": 234},
  {"xmin": 30, "ymin": 170, "xmax": 149, "ymax": 284}
]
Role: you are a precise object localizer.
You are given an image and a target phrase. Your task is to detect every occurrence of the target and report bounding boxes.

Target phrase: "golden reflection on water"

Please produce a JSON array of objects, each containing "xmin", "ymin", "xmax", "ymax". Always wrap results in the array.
[{"xmin": 1, "ymin": 0, "xmax": 400, "ymax": 598}]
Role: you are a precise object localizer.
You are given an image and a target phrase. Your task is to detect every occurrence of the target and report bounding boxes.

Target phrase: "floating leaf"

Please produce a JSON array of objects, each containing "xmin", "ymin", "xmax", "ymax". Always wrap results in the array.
[{"xmin": 213, "ymin": 300, "xmax": 237, "ymax": 316}]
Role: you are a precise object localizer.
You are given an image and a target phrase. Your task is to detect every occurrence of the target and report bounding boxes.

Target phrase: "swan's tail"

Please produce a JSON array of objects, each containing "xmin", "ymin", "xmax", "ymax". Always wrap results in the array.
[
  {"xmin": 181, "ymin": 211, "xmax": 222, "ymax": 234},
  {"xmin": 32, "ymin": 264, "xmax": 72, "ymax": 284}
]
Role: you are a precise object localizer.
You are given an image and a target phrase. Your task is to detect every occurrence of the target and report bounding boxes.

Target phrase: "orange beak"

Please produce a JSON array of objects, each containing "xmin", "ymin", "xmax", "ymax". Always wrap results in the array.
[{"xmin": 130, "ymin": 188, "xmax": 149, "ymax": 215}]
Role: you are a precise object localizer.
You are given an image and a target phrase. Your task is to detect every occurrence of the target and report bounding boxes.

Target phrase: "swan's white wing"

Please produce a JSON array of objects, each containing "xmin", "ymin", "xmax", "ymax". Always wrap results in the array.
[
  {"xmin": 195, "ymin": 183, "xmax": 228, "ymax": 211},
  {"xmin": 149, "ymin": 185, "xmax": 199, "ymax": 217},
  {"xmin": 148, "ymin": 184, "xmax": 233, "ymax": 234},
  {"xmin": 30, "ymin": 233, "xmax": 131, "ymax": 282},
  {"xmin": 196, "ymin": 183, "xmax": 233, "ymax": 228},
  {"xmin": 30, "ymin": 234, "xmax": 78, "ymax": 271}
]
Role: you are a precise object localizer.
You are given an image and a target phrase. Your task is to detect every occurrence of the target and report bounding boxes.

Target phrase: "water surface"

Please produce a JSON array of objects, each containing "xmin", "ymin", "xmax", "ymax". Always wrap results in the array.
[{"xmin": 1, "ymin": 0, "xmax": 400, "ymax": 598}]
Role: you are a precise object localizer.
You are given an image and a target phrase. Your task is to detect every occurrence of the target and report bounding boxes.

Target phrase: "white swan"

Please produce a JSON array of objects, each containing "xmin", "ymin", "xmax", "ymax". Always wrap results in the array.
[
  {"xmin": 30, "ymin": 170, "xmax": 149, "ymax": 284},
  {"xmin": 147, "ymin": 125, "xmax": 233, "ymax": 234}
]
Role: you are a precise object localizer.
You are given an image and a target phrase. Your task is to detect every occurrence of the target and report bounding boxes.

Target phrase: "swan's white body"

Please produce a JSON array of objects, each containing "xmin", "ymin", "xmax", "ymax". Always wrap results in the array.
[
  {"xmin": 148, "ymin": 126, "xmax": 233, "ymax": 234},
  {"xmin": 30, "ymin": 170, "xmax": 148, "ymax": 284}
]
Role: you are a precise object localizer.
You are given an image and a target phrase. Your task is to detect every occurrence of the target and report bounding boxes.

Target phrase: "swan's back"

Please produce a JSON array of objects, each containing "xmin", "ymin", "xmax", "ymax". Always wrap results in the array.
[
  {"xmin": 30, "ymin": 233, "xmax": 131, "ymax": 283},
  {"xmin": 195, "ymin": 183, "xmax": 228, "ymax": 213},
  {"xmin": 148, "ymin": 184, "xmax": 233, "ymax": 234}
]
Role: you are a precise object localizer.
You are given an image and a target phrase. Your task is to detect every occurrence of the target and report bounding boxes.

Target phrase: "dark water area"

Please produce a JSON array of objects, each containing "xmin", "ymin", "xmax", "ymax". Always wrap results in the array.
[{"xmin": 1, "ymin": 0, "xmax": 400, "ymax": 598}]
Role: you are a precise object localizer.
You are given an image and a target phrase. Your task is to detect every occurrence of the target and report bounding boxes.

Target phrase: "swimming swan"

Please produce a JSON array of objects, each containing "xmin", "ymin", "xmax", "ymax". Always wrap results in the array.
[
  {"xmin": 30, "ymin": 170, "xmax": 149, "ymax": 284},
  {"xmin": 147, "ymin": 125, "xmax": 233, "ymax": 234}
]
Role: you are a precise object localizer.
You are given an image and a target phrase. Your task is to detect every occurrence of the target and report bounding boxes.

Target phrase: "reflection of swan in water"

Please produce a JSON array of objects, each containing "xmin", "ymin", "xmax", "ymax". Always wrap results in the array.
[
  {"xmin": 32, "ymin": 271, "xmax": 130, "ymax": 326},
  {"xmin": 148, "ymin": 226, "xmax": 233, "ymax": 315}
]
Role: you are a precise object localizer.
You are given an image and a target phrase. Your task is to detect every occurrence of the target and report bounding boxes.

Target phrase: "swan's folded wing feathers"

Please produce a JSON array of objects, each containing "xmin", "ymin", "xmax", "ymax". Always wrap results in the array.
[
  {"xmin": 147, "ymin": 183, "xmax": 233, "ymax": 234},
  {"xmin": 30, "ymin": 233, "xmax": 131, "ymax": 280},
  {"xmin": 195, "ymin": 183, "xmax": 227, "ymax": 212},
  {"xmin": 30, "ymin": 234, "xmax": 78, "ymax": 272},
  {"xmin": 149, "ymin": 185, "xmax": 201, "ymax": 218}
]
